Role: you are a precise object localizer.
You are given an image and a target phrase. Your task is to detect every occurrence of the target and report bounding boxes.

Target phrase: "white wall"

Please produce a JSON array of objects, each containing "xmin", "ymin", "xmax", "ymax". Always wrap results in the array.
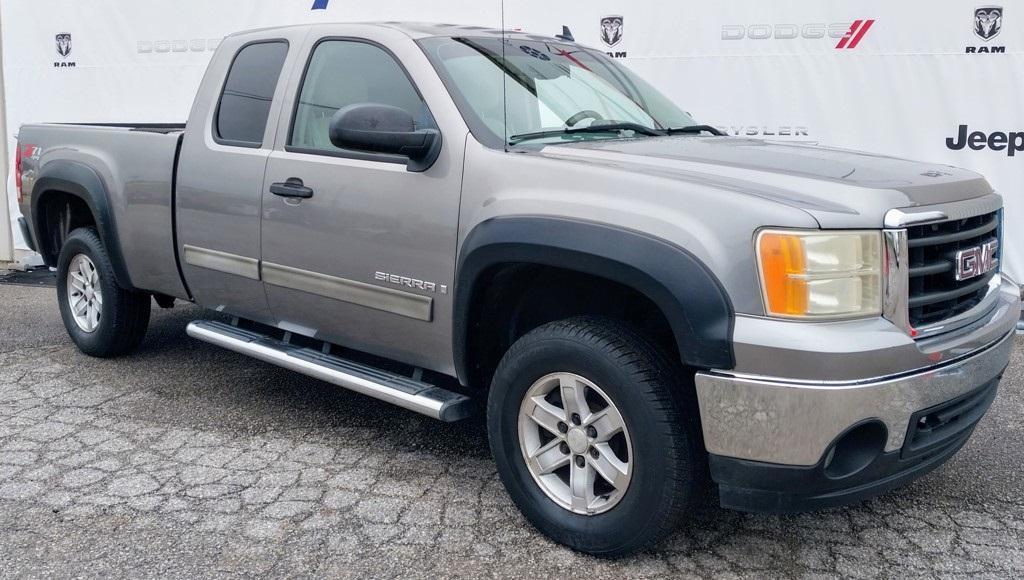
[{"xmin": 3, "ymin": 0, "xmax": 1022, "ymax": 275}]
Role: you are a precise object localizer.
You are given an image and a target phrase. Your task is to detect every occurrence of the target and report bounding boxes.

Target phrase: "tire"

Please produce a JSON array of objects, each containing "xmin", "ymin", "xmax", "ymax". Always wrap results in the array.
[
  {"xmin": 487, "ymin": 316, "xmax": 705, "ymax": 557},
  {"xmin": 56, "ymin": 227, "xmax": 151, "ymax": 357}
]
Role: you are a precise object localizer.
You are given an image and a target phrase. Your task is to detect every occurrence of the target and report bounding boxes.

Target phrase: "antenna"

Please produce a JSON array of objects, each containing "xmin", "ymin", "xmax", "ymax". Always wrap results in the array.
[{"xmin": 555, "ymin": 26, "xmax": 574, "ymax": 42}]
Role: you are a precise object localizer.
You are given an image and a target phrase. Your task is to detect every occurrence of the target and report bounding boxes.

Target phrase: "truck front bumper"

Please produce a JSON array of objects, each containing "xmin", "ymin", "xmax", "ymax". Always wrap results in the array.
[{"xmin": 696, "ymin": 273, "xmax": 1020, "ymax": 513}]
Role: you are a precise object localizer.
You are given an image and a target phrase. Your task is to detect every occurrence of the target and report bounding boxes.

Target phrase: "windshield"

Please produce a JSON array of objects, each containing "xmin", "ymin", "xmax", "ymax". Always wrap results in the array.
[{"xmin": 418, "ymin": 36, "xmax": 696, "ymax": 147}]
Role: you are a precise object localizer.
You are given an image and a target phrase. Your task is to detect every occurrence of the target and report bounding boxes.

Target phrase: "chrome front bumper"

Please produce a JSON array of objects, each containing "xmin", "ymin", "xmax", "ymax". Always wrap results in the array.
[{"xmin": 696, "ymin": 273, "xmax": 1019, "ymax": 467}]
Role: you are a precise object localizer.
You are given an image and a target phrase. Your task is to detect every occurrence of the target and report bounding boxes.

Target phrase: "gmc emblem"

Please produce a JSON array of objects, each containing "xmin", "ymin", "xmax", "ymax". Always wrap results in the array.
[{"xmin": 954, "ymin": 240, "xmax": 999, "ymax": 281}]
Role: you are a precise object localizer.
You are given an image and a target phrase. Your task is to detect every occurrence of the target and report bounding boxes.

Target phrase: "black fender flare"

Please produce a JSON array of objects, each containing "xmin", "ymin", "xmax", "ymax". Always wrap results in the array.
[
  {"xmin": 31, "ymin": 160, "xmax": 135, "ymax": 289},
  {"xmin": 454, "ymin": 216, "xmax": 735, "ymax": 385}
]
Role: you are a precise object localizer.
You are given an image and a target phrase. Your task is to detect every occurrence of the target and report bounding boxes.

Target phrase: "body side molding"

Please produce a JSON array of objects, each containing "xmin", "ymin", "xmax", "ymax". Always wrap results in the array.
[
  {"xmin": 183, "ymin": 245, "xmax": 260, "ymax": 280},
  {"xmin": 454, "ymin": 216, "xmax": 735, "ymax": 385},
  {"xmin": 262, "ymin": 262, "xmax": 433, "ymax": 322}
]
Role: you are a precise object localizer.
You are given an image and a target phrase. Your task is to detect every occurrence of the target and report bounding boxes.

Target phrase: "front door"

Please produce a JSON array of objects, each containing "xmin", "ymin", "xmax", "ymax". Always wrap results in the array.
[{"xmin": 259, "ymin": 37, "xmax": 462, "ymax": 373}]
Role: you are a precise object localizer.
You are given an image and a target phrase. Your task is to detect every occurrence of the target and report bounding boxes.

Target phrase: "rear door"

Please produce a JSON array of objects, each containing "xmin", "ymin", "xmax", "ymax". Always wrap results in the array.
[
  {"xmin": 176, "ymin": 31, "xmax": 304, "ymax": 324},
  {"xmin": 259, "ymin": 30, "xmax": 464, "ymax": 373}
]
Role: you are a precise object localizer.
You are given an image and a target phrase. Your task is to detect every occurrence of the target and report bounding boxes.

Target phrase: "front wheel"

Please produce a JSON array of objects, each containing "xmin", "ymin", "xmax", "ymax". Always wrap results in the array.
[
  {"xmin": 487, "ymin": 316, "xmax": 705, "ymax": 556},
  {"xmin": 56, "ymin": 227, "xmax": 151, "ymax": 357}
]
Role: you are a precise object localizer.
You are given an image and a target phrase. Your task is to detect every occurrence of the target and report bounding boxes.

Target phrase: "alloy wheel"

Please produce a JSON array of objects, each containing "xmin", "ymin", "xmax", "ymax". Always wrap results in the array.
[
  {"xmin": 518, "ymin": 372, "xmax": 633, "ymax": 515},
  {"xmin": 67, "ymin": 253, "xmax": 103, "ymax": 333}
]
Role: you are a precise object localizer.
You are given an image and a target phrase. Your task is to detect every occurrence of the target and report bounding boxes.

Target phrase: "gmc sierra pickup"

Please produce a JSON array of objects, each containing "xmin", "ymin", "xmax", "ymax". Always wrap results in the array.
[{"xmin": 15, "ymin": 22, "xmax": 1019, "ymax": 556}]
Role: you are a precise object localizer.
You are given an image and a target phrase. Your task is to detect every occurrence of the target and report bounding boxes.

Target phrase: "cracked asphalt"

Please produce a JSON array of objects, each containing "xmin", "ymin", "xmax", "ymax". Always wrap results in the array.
[{"xmin": 1, "ymin": 283, "xmax": 1023, "ymax": 578}]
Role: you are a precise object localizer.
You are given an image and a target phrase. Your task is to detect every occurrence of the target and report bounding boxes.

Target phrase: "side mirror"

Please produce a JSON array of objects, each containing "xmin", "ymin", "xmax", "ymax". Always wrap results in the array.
[{"xmin": 328, "ymin": 103, "xmax": 441, "ymax": 172}]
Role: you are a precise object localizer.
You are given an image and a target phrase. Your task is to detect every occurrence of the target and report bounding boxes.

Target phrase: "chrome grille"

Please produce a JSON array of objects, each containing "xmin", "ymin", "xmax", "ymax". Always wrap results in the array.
[{"xmin": 906, "ymin": 210, "xmax": 1000, "ymax": 327}]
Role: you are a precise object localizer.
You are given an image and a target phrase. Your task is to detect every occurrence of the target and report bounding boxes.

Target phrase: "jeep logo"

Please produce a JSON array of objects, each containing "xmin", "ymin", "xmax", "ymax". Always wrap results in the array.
[
  {"xmin": 946, "ymin": 125, "xmax": 1024, "ymax": 157},
  {"xmin": 954, "ymin": 240, "xmax": 999, "ymax": 281}
]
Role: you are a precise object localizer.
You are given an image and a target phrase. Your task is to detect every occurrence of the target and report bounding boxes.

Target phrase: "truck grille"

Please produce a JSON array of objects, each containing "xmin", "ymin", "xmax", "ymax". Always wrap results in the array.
[{"xmin": 906, "ymin": 210, "xmax": 1000, "ymax": 328}]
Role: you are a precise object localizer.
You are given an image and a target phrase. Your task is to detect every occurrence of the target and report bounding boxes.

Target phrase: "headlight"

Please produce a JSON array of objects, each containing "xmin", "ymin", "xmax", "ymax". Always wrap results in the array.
[{"xmin": 756, "ymin": 229, "xmax": 882, "ymax": 319}]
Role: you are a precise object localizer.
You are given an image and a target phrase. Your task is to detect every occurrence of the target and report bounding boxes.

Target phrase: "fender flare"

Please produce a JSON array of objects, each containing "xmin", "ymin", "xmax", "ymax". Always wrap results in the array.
[
  {"xmin": 454, "ymin": 216, "xmax": 735, "ymax": 384},
  {"xmin": 31, "ymin": 160, "xmax": 135, "ymax": 289}
]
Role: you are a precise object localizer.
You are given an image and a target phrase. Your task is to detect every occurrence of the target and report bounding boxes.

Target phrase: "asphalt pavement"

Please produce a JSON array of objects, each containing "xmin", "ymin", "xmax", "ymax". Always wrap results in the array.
[{"xmin": 1, "ymin": 283, "xmax": 1023, "ymax": 578}]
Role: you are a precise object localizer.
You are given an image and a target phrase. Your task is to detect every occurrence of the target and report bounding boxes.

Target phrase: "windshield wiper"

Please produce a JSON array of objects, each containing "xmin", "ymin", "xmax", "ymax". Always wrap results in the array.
[
  {"xmin": 664, "ymin": 124, "xmax": 725, "ymax": 136},
  {"xmin": 509, "ymin": 122, "xmax": 665, "ymax": 144}
]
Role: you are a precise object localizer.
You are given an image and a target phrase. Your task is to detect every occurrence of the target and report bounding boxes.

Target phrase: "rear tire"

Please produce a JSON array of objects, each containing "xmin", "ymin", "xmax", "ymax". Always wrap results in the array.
[
  {"xmin": 56, "ymin": 227, "xmax": 151, "ymax": 357},
  {"xmin": 487, "ymin": 316, "xmax": 705, "ymax": 556}
]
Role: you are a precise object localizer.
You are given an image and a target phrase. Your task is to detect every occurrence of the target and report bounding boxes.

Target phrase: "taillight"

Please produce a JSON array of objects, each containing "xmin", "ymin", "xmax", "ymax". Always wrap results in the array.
[
  {"xmin": 15, "ymin": 144, "xmax": 34, "ymax": 204},
  {"xmin": 15, "ymin": 144, "xmax": 23, "ymax": 203}
]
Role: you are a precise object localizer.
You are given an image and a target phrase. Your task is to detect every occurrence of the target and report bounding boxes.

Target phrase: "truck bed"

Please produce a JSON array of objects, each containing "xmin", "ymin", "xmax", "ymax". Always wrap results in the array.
[{"xmin": 19, "ymin": 122, "xmax": 189, "ymax": 299}]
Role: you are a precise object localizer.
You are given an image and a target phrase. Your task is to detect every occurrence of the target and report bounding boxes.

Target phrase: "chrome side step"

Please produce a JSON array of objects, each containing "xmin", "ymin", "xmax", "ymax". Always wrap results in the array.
[{"xmin": 186, "ymin": 320, "xmax": 473, "ymax": 422}]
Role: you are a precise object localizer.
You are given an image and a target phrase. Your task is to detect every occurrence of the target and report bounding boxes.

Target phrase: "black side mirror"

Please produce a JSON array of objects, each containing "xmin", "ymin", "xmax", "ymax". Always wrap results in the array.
[{"xmin": 328, "ymin": 103, "xmax": 441, "ymax": 172}]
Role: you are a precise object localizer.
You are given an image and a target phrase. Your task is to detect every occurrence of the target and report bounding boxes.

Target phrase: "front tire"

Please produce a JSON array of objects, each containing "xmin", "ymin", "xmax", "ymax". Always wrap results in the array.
[
  {"xmin": 56, "ymin": 227, "xmax": 151, "ymax": 357},
  {"xmin": 487, "ymin": 316, "xmax": 705, "ymax": 556}
]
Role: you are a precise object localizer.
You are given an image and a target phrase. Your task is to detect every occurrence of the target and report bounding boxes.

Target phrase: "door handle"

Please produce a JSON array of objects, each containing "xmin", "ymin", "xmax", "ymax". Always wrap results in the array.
[{"xmin": 270, "ymin": 178, "xmax": 314, "ymax": 199}]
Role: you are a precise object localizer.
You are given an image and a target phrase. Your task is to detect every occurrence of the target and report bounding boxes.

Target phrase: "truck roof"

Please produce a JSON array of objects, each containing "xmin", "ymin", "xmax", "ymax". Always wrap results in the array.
[{"xmin": 228, "ymin": 21, "xmax": 567, "ymax": 43}]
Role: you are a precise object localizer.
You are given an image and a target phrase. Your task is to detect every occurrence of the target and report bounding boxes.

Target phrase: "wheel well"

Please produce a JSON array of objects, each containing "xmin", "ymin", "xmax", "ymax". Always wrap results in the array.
[
  {"xmin": 465, "ymin": 263, "xmax": 680, "ymax": 388},
  {"xmin": 36, "ymin": 191, "xmax": 96, "ymax": 265}
]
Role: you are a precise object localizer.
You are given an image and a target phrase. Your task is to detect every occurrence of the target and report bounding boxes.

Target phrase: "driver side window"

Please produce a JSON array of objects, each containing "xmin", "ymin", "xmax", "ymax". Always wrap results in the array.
[{"xmin": 290, "ymin": 40, "xmax": 436, "ymax": 153}]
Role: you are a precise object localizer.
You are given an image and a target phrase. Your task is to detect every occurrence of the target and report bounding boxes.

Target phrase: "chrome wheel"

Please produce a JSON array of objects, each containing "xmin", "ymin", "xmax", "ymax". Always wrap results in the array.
[
  {"xmin": 518, "ymin": 372, "xmax": 633, "ymax": 515},
  {"xmin": 67, "ymin": 253, "xmax": 102, "ymax": 333}
]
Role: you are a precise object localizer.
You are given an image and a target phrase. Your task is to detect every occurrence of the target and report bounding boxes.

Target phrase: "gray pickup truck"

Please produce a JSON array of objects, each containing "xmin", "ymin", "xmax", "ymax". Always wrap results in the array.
[{"xmin": 15, "ymin": 22, "xmax": 1020, "ymax": 555}]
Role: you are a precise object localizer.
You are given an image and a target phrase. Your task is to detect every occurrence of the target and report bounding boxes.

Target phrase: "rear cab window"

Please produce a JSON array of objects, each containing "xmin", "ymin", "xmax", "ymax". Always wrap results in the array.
[{"xmin": 215, "ymin": 41, "xmax": 289, "ymax": 147}]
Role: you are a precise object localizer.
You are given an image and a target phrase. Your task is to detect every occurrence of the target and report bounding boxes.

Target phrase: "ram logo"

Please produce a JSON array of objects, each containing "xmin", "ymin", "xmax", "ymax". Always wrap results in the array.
[
  {"xmin": 975, "ymin": 6, "xmax": 1003, "ymax": 41},
  {"xmin": 600, "ymin": 16, "xmax": 624, "ymax": 48},
  {"xmin": 56, "ymin": 33, "xmax": 73, "ymax": 57},
  {"xmin": 54, "ymin": 33, "xmax": 76, "ymax": 68}
]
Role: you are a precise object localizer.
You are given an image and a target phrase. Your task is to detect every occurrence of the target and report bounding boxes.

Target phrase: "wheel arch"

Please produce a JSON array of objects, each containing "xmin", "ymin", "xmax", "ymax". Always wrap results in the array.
[
  {"xmin": 31, "ymin": 160, "xmax": 135, "ymax": 290},
  {"xmin": 454, "ymin": 216, "xmax": 735, "ymax": 387}
]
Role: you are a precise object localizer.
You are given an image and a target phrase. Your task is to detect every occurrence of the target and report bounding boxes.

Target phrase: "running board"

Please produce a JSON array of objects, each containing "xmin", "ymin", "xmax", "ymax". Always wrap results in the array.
[{"xmin": 186, "ymin": 320, "xmax": 473, "ymax": 422}]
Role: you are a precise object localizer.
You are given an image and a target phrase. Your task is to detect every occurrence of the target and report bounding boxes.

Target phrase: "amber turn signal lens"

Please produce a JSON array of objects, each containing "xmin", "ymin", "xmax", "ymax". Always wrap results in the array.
[{"xmin": 758, "ymin": 232, "xmax": 809, "ymax": 315}]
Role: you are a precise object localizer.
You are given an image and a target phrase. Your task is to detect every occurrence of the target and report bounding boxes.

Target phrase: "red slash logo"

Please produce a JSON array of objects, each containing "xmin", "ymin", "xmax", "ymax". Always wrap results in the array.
[{"xmin": 836, "ymin": 19, "xmax": 875, "ymax": 49}]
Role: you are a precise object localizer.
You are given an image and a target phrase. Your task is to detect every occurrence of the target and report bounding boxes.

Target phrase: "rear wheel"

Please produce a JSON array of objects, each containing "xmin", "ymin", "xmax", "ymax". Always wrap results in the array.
[
  {"xmin": 487, "ymin": 316, "xmax": 705, "ymax": 556},
  {"xmin": 56, "ymin": 227, "xmax": 151, "ymax": 357}
]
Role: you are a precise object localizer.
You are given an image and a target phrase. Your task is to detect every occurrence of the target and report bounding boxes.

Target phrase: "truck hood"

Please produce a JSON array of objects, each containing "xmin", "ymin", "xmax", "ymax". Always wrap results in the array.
[{"xmin": 531, "ymin": 136, "xmax": 993, "ymax": 227}]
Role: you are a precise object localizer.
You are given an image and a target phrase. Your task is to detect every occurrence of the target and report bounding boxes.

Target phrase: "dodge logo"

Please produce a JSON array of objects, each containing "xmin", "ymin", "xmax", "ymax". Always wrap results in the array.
[{"xmin": 955, "ymin": 240, "xmax": 999, "ymax": 281}]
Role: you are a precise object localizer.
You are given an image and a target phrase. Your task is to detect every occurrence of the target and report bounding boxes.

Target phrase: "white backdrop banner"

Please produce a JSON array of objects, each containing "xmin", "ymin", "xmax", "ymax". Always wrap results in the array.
[{"xmin": 3, "ymin": 0, "xmax": 1022, "ymax": 275}]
